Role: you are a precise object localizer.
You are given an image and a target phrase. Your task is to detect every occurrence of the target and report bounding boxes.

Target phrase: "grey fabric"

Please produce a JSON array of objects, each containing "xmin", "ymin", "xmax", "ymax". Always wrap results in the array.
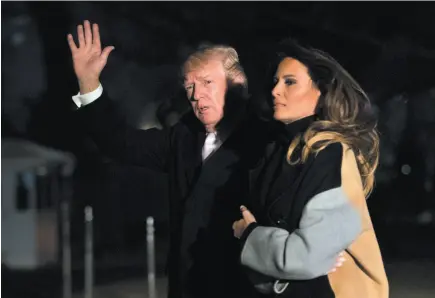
[{"xmin": 241, "ymin": 187, "xmax": 361, "ymax": 280}]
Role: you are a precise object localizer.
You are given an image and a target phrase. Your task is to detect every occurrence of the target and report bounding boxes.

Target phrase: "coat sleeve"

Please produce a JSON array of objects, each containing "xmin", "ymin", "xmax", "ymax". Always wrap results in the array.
[
  {"xmin": 240, "ymin": 142, "xmax": 362, "ymax": 280},
  {"xmin": 74, "ymin": 91, "xmax": 170, "ymax": 172}
]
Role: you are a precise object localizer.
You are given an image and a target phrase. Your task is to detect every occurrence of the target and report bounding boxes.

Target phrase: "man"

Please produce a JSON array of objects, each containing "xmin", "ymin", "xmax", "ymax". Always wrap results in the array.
[{"xmin": 67, "ymin": 20, "xmax": 267, "ymax": 298}]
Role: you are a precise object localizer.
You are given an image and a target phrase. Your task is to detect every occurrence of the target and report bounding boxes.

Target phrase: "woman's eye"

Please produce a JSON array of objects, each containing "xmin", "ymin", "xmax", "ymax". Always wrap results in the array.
[
  {"xmin": 185, "ymin": 85, "xmax": 193, "ymax": 90},
  {"xmin": 205, "ymin": 80, "xmax": 212, "ymax": 85},
  {"xmin": 285, "ymin": 79, "xmax": 294, "ymax": 86}
]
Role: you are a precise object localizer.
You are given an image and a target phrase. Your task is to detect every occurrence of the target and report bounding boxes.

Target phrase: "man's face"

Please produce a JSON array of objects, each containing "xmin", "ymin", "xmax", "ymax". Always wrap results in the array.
[{"xmin": 184, "ymin": 59, "xmax": 227, "ymax": 131}]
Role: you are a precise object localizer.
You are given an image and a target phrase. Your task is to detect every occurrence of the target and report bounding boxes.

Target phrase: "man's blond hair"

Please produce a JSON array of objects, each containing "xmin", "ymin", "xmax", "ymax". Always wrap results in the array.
[{"xmin": 183, "ymin": 43, "xmax": 248, "ymax": 89}]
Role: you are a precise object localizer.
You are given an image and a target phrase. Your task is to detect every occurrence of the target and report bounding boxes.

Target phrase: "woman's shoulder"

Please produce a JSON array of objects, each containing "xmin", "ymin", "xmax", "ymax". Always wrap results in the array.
[{"xmin": 303, "ymin": 131, "xmax": 345, "ymax": 162}]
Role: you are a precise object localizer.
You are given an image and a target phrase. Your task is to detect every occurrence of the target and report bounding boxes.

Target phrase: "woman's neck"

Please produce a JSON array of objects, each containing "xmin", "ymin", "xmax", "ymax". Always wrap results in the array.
[{"xmin": 281, "ymin": 113, "xmax": 316, "ymax": 125}]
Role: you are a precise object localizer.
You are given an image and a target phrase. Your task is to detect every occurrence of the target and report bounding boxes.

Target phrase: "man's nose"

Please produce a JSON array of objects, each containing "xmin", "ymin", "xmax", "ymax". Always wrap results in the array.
[{"xmin": 193, "ymin": 84, "xmax": 207, "ymax": 101}]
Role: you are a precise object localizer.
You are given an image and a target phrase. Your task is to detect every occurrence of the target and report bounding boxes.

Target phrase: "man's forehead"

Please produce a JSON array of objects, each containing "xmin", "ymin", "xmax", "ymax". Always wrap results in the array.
[{"xmin": 184, "ymin": 59, "xmax": 225, "ymax": 81}]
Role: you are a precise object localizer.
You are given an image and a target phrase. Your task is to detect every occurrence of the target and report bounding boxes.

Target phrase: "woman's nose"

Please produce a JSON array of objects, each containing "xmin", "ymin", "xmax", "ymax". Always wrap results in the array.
[{"xmin": 272, "ymin": 84, "xmax": 280, "ymax": 98}]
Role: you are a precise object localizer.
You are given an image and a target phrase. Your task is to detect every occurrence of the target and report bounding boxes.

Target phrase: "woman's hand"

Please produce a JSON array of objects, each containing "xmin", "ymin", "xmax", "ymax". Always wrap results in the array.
[{"xmin": 232, "ymin": 205, "xmax": 256, "ymax": 239}]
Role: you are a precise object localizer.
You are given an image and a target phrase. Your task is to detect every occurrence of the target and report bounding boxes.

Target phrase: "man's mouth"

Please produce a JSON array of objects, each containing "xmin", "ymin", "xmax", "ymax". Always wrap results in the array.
[{"xmin": 198, "ymin": 107, "xmax": 210, "ymax": 114}]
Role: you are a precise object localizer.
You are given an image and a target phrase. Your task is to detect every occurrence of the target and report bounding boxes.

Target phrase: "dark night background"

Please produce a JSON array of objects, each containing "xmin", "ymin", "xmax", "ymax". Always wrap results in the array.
[{"xmin": 2, "ymin": 1, "xmax": 435, "ymax": 297}]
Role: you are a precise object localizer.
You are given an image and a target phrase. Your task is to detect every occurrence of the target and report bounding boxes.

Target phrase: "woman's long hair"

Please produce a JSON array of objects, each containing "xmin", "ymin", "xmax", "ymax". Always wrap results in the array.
[{"xmin": 273, "ymin": 39, "xmax": 379, "ymax": 197}]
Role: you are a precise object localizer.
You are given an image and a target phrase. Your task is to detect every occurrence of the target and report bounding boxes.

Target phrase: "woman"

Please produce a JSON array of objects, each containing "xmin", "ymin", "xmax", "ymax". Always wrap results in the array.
[{"xmin": 233, "ymin": 39, "xmax": 389, "ymax": 298}]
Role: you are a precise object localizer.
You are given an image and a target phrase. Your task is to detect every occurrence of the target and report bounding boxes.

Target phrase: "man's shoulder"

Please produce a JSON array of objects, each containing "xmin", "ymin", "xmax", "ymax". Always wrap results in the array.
[{"xmin": 170, "ymin": 111, "xmax": 204, "ymax": 135}]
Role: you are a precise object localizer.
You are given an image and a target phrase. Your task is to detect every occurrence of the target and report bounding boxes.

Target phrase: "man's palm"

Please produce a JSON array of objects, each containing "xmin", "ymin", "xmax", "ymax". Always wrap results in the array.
[{"xmin": 67, "ymin": 20, "xmax": 114, "ymax": 83}]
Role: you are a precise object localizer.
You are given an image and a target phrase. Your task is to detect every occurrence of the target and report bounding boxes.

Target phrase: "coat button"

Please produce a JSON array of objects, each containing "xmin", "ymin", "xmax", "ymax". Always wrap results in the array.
[{"xmin": 276, "ymin": 218, "xmax": 287, "ymax": 225}]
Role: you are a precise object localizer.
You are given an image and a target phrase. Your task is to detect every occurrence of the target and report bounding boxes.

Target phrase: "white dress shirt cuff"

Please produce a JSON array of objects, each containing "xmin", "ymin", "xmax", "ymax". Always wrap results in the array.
[{"xmin": 72, "ymin": 83, "xmax": 103, "ymax": 108}]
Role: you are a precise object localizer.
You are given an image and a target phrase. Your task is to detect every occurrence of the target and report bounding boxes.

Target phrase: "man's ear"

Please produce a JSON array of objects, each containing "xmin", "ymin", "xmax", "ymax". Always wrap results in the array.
[{"xmin": 232, "ymin": 73, "xmax": 246, "ymax": 85}]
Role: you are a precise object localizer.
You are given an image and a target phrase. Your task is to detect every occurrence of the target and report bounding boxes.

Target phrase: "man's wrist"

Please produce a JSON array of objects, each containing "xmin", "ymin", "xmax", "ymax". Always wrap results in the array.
[
  {"xmin": 79, "ymin": 79, "xmax": 100, "ymax": 95},
  {"xmin": 72, "ymin": 83, "xmax": 103, "ymax": 108}
]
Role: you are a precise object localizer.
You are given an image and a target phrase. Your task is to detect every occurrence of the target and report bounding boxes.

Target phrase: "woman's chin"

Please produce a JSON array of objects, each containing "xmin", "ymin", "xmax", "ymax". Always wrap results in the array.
[{"xmin": 273, "ymin": 111, "xmax": 286, "ymax": 122}]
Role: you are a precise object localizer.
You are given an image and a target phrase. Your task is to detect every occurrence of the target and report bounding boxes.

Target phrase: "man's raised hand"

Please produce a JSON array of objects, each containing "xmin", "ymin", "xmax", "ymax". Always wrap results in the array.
[{"xmin": 67, "ymin": 20, "xmax": 114, "ymax": 94}]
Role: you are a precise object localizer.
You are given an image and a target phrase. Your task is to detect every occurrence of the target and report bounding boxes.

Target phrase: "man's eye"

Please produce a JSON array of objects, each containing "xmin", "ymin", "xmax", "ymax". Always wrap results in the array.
[
  {"xmin": 185, "ymin": 85, "xmax": 193, "ymax": 90},
  {"xmin": 205, "ymin": 80, "xmax": 212, "ymax": 84}
]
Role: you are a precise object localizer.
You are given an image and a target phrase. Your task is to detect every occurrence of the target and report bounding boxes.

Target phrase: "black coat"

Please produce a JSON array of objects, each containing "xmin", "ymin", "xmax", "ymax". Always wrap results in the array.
[
  {"xmin": 245, "ymin": 121, "xmax": 338, "ymax": 298},
  {"xmin": 75, "ymin": 90, "xmax": 269, "ymax": 298},
  {"xmin": 241, "ymin": 117, "xmax": 365, "ymax": 298}
]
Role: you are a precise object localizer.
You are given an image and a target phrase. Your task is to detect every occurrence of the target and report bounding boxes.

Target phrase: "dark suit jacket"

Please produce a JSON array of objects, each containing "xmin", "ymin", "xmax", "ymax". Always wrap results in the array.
[{"xmin": 74, "ymin": 89, "xmax": 270, "ymax": 298}]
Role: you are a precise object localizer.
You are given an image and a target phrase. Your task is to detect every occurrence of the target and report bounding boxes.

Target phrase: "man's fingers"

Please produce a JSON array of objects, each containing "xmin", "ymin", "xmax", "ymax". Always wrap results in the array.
[
  {"xmin": 100, "ymin": 46, "xmax": 115, "ymax": 62},
  {"xmin": 77, "ymin": 24, "xmax": 85, "ymax": 48},
  {"xmin": 67, "ymin": 34, "xmax": 78, "ymax": 53},
  {"xmin": 232, "ymin": 220, "xmax": 241, "ymax": 238},
  {"xmin": 92, "ymin": 23, "xmax": 101, "ymax": 50},
  {"xmin": 240, "ymin": 205, "xmax": 256, "ymax": 223},
  {"xmin": 84, "ymin": 20, "xmax": 92, "ymax": 48}
]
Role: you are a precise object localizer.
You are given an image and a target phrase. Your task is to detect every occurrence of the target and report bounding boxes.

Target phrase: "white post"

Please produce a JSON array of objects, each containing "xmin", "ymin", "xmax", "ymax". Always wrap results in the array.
[
  {"xmin": 59, "ymin": 157, "xmax": 76, "ymax": 298},
  {"xmin": 84, "ymin": 206, "xmax": 94, "ymax": 298},
  {"xmin": 146, "ymin": 217, "xmax": 157, "ymax": 298},
  {"xmin": 61, "ymin": 200, "xmax": 72, "ymax": 298}
]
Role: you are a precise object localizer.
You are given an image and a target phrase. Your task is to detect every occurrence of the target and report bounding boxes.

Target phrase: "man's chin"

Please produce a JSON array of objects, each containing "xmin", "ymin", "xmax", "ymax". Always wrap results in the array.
[
  {"xmin": 199, "ymin": 118, "xmax": 218, "ymax": 127},
  {"xmin": 197, "ymin": 115, "xmax": 212, "ymax": 124},
  {"xmin": 201, "ymin": 120, "xmax": 216, "ymax": 126}
]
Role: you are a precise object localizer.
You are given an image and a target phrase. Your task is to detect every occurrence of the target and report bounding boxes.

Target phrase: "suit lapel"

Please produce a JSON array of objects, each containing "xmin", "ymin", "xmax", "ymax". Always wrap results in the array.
[
  {"xmin": 182, "ymin": 131, "xmax": 206, "ymax": 189},
  {"xmin": 201, "ymin": 113, "xmax": 241, "ymax": 165}
]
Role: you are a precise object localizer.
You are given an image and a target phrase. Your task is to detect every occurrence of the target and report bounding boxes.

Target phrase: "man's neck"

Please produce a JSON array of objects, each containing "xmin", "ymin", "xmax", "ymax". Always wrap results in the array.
[{"xmin": 205, "ymin": 124, "xmax": 217, "ymax": 133}]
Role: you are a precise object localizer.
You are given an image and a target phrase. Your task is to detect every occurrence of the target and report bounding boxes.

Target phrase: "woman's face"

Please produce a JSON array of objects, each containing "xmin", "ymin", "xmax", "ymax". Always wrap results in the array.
[{"xmin": 271, "ymin": 57, "xmax": 321, "ymax": 123}]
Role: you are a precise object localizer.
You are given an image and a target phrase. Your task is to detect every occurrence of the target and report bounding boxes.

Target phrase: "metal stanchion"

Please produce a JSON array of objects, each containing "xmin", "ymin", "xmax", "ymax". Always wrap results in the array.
[
  {"xmin": 146, "ymin": 217, "xmax": 157, "ymax": 298},
  {"xmin": 61, "ymin": 200, "xmax": 72, "ymax": 298},
  {"xmin": 84, "ymin": 206, "xmax": 94, "ymax": 298}
]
